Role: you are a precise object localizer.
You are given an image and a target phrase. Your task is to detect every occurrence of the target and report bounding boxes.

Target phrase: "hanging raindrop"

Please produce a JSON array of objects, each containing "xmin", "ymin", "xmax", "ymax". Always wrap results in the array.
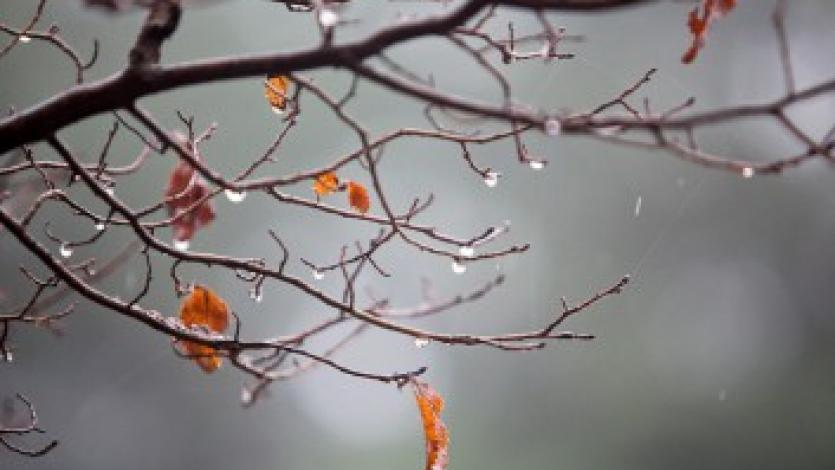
[
  {"xmin": 414, "ymin": 337, "xmax": 430, "ymax": 349},
  {"xmin": 451, "ymin": 260, "xmax": 467, "ymax": 274},
  {"xmin": 225, "ymin": 189, "xmax": 247, "ymax": 203},
  {"xmin": 529, "ymin": 160, "xmax": 545, "ymax": 170},
  {"xmin": 741, "ymin": 167, "xmax": 754, "ymax": 178},
  {"xmin": 19, "ymin": 35, "xmax": 31, "ymax": 44},
  {"xmin": 94, "ymin": 221, "xmax": 106, "ymax": 231},
  {"xmin": 545, "ymin": 118, "xmax": 562, "ymax": 136},
  {"xmin": 459, "ymin": 245, "xmax": 475, "ymax": 258},
  {"xmin": 249, "ymin": 288, "xmax": 263, "ymax": 303},
  {"xmin": 59, "ymin": 243, "xmax": 73, "ymax": 258},
  {"xmin": 173, "ymin": 239, "xmax": 190, "ymax": 251},
  {"xmin": 319, "ymin": 9, "xmax": 339, "ymax": 27},
  {"xmin": 313, "ymin": 269, "xmax": 325, "ymax": 280},
  {"xmin": 483, "ymin": 171, "xmax": 499, "ymax": 187}
]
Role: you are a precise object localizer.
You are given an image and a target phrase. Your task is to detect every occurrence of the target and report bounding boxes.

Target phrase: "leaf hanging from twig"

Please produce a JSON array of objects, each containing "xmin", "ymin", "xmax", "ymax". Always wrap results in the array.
[
  {"xmin": 346, "ymin": 180, "xmax": 370, "ymax": 214},
  {"xmin": 412, "ymin": 379, "xmax": 449, "ymax": 470},
  {"xmin": 176, "ymin": 285, "xmax": 229, "ymax": 373},
  {"xmin": 682, "ymin": 0, "xmax": 736, "ymax": 64},
  {"xmin": 265, "ymin": 74, "xmax": 291, "ymax": 113}
]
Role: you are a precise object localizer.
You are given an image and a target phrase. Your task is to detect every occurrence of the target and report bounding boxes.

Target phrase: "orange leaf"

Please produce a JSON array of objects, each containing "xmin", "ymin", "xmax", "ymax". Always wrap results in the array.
[
  {"xmin": 176, "ymin": 286, "xmax": 229, "ymax": 373},
  {"xmin": 179, "ymin": 285, "xmax": 229, "ymax": 332},
  {"xmin": 681, "ymin": 0, "xmax": 736, "ymax": 64},
  {"xmin": 346, "ymin": 181, "xmax": 370, "ymax": 214},
  {"xmin": 412, "ymin": 379, "xmax": 449, "ymax": 470},
  {"xmin": 265, "ymin": 74, "xmax": 291, "ymax": 112},
  {"xmin": 313, "ymin": 171, "xmax": 340, "ymax": 197},
  {"xmin": 181, "ymin": 340, "xmax": 223, "ymax": 373}
]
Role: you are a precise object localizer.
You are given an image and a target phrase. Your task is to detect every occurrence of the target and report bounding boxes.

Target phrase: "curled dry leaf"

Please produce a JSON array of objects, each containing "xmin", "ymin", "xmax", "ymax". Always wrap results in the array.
[
  {"xmin": 412, "ymin": 379, "xmax": 449, "ymax": 470},
  {"xmin": 164, "ymin": 160, "xmax": 215, "ymax": 242},
  {"xmin": 682, "ymin": 0, "xmax": 736, "ymax": 64},
  {"xmin": 346, "ymin": 180, "xmax": 370, "ymax": 214},
  {"xmin": 265, "ymin": 74, "xmax": 291, "ymax": 112},
  {"xmin": 313, "ymin": 171, "xmax": 340, "ymax": 197},
  {"xmin": 177, "ymin": 285, "xmax": 229, "ymax": 373}
]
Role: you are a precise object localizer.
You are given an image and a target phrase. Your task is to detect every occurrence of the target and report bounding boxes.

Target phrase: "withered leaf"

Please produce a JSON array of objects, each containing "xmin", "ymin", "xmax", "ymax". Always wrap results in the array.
[
  {"xmin": 412, "ymin": 379, "xmax": 449, "ymax": 470},
  {"xmin": 682, "ymin": 0, "xmax": 736, "ymax": 64},
  {"xmin": 164, "ymin": 160, "xmax": 215, "ymax": 242},
  {"xmin": 176, "ymin": 285, "xmax": 229, "ymax": 373},
  {"xmin": 313, "ymin": 171, "xmax": 340, "ymax": 197},
  {"xmin": 265, "ymin": 74, "xmax": 291, "ymax": 112},
  {"xmin": 346, "ymin": 181, "xmax": 370, "ymax": 214}
]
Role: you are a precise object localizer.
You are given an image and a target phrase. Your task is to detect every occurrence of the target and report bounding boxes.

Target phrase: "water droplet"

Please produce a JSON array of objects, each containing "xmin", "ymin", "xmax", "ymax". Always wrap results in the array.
[
  {"xmin": 741, "ymin": 167, "xmax": 754, "ymax": 178},
  {"xmin": 271, "ymin": 106, "xmax": 284, "ymax": 115},
  {"xmin": 459, "ymin": 246, "xmax": 475, "ymax": 258},
  {"xmin": 94, "ymin": 221, "xmax": 106, "ymax": 231},
  {"xmin": 529, "ymin": 160, "xmax": 546, "ymax": 170},
  {"xmin": 414, "ymin": 337, "xmax": 430, "ymax": 349},
  {"xmin": 104, "ymin": 186, "xmax": 115, "ymax": 196},
  {"xmin": 483, "ymin": 171, "xmax": 499, "ymax": 187},
  {"xmin": 633, "ymin": 196, "xmax": 642, "ymax": 218},
  {"xmin": 59, "ymin": 243, "xmax": 73, "ymax": 258},
  {"xmin": 312, "ymin": 269, "xmax": 325, "ymax": 280},
  {"xmin": 545, "ymin": 118, "xmax": 562, "ymax": 136},
  {"xmin": 225, "ymin": 189, "xmax": 247, "ymax": 203},
  {"xmin": 19, "ymin": 35, "xmax": 31, "ymax": 44},
  {"xmin": 241, "ymin": 387, "xmax": 253, "ymax": 404},
  {"xmin": 451, "ymin": 260, "xmax": 466, "ymax": 274},
  {"xmin": 319, "ymin": 9, "xmax": 339, "ymax": 27},
  {"xmin": 249, "ymin": 288, "xmax": 263, "ymax": 303},
  {"xmin": 173, "ymin": 239, "xmax": 190, "ymax": 251}
]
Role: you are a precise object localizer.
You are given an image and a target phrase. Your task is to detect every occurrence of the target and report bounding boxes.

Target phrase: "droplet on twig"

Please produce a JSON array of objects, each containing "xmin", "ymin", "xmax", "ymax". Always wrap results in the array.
[
  {"xmin": 545, "ymin": 118, "xmax": 562, "ymax": 136},
  {"xmin": 459, "ymin": 246, "xmax": 475, "ymax": 258},
  {"xmin": 249, "ymin": 288, "xmax": 263, "ymax": 303},
  {"xmin": 173, "ymin": 239, "xmax": 190, "ymax": 251},
  {"xmin": 741, "ymin": 167, "xmax": 754, "ymax": 178},
  {"xmin": 312, "ymin": 269, "xmax": 325, "ymax": 281},
  {"xmin": 483, "ymin": 171, "xmax": 499, "ymax": 187},
  {"xmin": 451, "ymin": 260, "xmax": 467, "ymax": 275},
  {"xmin": 94, "ymin": 221, "xmax": 106, "ymax": 231},
  {"xmin": 59, "ymin": 243, "xmax": 73, "ymax": 258},
  {"xmin": 414, "ymin": 337, "xmax": 431, "ymax": 349},
  {"xmin": 529, "ymin": 160, "xmax": 545, "ymax": 171},
  {"xmin": 319, "ymin": 9, "xmax": 339, "ymax": 27},
  {"xmin": 225, "ymin": 189, "xmax": 247, "ymax": 203},
  {"xmin": 19, "ymin": 35, "xmax": 31, "ymax": 44}
]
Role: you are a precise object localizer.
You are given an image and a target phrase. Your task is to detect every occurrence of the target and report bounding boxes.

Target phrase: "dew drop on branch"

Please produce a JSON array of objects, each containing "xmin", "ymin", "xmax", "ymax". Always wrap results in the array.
[
  {"xmin": 225, "ymin": 189, "xmax": 247, "ymax": 203},
  {"xmin": 545, "ymin": 118, "xmax": 562, "ymax": 136},
  {"xmin": 459, "ymin": 246, "xmax": 475, "ymax": 258},
  {"xmin": 173, "ymin": 239, "xmax": 190, "ymax": 251},
  {"xmin": 414, "ymin": 337, "xmax": 430, "ymax": 349},
  {"xmin": 312, "ymin": 269, "xmax": 325, "ymax": 281},
  {"xmin": 249, "ymin": 288, "xmax": 263, "ymax": 303},
  {"xmin": 319, "ymin": 9, "xmax": 339, "ymax": 27},
  {"xmin": 483, "ymin": 171, "xmax": 499, "ymax": 187},
  {"xmin": 59, "ymin": 243, "xmax": 73, "ymax": 258},
  {"xmin": 741, "ymin": 167, "xmax": 754, "ymax": 178},
  {"xmin": 94, "ymin": 221, "xmax": 106, "ymax": 231},
  {"xmin": 451, "ymin": 260, "xmax": 467, "ymax": 275},
  {"xmin": 19, "ymin": 35, "xmax": 31, "ymax": 44},
  {"xmin": 529, "ymin": 160, "xmax": 546, "ymax": 171}
]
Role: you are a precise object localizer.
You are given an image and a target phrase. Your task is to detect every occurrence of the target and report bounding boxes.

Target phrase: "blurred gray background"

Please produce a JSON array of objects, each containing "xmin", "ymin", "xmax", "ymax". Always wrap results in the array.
[{"xmin": 2, "ymin": 0, "xmax": 835, "ymax": 469}]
